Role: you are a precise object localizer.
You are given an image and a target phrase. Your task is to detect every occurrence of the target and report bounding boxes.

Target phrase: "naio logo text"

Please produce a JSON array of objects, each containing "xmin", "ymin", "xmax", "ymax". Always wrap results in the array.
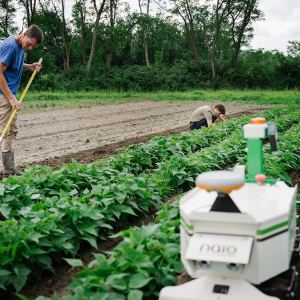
[{"xmin": 199, "ymin": 244, "xmax": 237, "ymax": 255}]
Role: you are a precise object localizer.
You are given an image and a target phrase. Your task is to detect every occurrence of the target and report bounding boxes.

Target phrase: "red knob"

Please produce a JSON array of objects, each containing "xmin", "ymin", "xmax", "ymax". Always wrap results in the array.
[{"xmin": 255, "ymin": 174, "xmax": 266, "ymax": 184}]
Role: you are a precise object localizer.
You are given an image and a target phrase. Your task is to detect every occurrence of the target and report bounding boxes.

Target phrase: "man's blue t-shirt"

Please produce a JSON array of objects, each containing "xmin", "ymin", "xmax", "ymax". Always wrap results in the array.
[{"xmin": 0, "ymin": 35, "xmax": 25, "ymax": 95}]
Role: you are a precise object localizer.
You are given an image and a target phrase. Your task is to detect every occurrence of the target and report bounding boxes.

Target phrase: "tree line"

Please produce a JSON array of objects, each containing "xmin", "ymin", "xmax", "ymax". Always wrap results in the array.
[{"xmin": 1, "ymin": 0, "xmax": 300, "ymax": 91}]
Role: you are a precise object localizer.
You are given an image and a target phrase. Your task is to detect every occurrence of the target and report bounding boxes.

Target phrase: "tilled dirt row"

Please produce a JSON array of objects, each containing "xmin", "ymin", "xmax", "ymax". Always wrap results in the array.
[{"xmin": 12, "ymin": 100, "xmax": 276, "ymax": 170}]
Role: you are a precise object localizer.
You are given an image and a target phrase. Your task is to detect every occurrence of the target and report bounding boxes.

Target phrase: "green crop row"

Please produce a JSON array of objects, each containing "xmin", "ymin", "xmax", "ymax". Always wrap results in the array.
[
  {"xmin": 28, "ymin": 118, "xmax": 300, "ymax": 300},
  {"xmin": 105, "ymin": 106, "xmax": 292, "ymax": 174},
  {"xmin": 154, "ymin": 109, "xmax": 300, "ymax": 192},
  {"xmin": 0, "ymin": 107, "xmax": 298, "ymax": 294},
  {"xmin": 21, "ymin": 202, "xmax": 181, "ymax": 300}
]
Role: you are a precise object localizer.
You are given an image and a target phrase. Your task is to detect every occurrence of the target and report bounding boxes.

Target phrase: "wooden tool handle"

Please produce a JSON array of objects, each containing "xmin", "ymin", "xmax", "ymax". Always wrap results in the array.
[{"xmin": 0, "ymin": 58, "xmax": 43, "ymax": 139}]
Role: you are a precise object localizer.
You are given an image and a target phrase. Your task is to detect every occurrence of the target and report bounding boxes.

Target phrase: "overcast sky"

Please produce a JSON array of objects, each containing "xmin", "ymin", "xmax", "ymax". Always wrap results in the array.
[
  {"xmin": 16, "ymin": 0, "xmax": 300, "ymax": 53},
  {"xmin": 251, "ymin": 0, "xmax": 300, "ymax": 52}
]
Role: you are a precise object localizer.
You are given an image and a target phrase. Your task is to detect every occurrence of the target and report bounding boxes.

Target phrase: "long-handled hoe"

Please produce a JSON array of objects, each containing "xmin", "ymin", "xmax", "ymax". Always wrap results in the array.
[{"xmin": 0, "ymin": 57, "xmax": 43, "ymax": 144}]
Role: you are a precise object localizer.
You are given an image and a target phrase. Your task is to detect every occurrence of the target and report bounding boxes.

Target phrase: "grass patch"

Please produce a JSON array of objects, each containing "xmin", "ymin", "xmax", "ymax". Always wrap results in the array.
[{"xmin": 16, "ymin": 89, "xmax": 300, "ymax": 110}]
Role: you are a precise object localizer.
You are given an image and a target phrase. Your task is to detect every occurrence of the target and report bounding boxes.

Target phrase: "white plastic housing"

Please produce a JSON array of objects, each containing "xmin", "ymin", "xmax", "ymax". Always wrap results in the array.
[
  {"xmin": 159, "ymin": 275, "xmax": 280, "ymax": 300},
  {"xmin": 243, "ymin": 123, "xmax": 267, "ymax": 138},
  {"xmin": 179, "ymin": 181, "xmax": 297, "ymax": 285}
]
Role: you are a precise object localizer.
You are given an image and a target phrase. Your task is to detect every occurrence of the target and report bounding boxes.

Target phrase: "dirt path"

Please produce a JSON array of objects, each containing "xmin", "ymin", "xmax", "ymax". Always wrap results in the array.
[{"xmin": 11, "ymin": 100, "xmax": 277, "ymax": 170}]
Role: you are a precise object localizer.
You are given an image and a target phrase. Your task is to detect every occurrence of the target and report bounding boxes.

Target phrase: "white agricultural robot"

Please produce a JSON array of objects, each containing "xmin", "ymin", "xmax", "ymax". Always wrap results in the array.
[{"xmin": 159, "ymin": 118, "xmax": 299, "ymax": 300}]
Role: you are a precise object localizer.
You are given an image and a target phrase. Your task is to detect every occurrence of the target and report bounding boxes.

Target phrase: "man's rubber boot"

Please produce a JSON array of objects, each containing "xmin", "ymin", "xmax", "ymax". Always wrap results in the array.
[{"xmin": 2, "ymin": 152, "xmax": 22, "ymax": 176}]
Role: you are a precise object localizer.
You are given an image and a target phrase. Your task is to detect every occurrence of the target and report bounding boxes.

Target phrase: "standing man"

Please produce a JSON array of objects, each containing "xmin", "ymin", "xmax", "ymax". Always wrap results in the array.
[
  {"xmin": 0, "ymin": 25, "xmax": 43, "ymax": 175},
  {"xmin": 190, "ymin": 104, "xmax": 226, "ymax": 131}
]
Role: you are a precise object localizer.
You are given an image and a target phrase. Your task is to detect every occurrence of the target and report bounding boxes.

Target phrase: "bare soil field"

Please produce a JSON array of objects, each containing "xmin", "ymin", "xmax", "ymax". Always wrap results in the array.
[{"xmin": 11, "ymin": 100, "xmax": 277, "ymax": 171}]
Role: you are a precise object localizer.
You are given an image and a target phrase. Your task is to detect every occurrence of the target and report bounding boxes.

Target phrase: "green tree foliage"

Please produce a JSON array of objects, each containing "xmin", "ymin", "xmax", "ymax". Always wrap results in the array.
[
  {"xmin": 227, "ymin": 0, "xmax": 264, "ymax": 68},
  {"xmin": 1, "ymin": 0, "xmax": 299, "ymax": 91},
  {"xmin": 287, "ymin": 40, "xmax": 300, "ymax": 58},
  {"xmin": 0, "ymin": 0, "xmax": 18, "ymax": 41}
]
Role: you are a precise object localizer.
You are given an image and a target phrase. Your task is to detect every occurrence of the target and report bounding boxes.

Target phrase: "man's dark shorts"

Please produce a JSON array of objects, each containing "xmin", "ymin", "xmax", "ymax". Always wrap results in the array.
[{"xmin": 190, "ymin": 116, "xmax": 217, "ymax": 131}]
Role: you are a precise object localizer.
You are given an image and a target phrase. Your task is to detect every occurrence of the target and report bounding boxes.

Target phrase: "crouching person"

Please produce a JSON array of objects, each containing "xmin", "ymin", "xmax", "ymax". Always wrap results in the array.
[{"xmin": 189, "ymin": 104, "xmax": 226, "ymax": 131}]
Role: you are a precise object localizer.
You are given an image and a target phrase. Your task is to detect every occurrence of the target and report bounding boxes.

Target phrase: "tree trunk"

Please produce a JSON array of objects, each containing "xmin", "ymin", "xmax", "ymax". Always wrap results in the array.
[
  {"xmin": 202, "ymin": 18, "xmax": 218, "ymax": 78},
  {"xmin": 191, "ymin": 42, "xmax": 199, "ymax": 69},
  {"xmin": 177, "ymin": 1, "xmax": 199, "ymax": 69},
  {"xmin": 212, "ymin": 56, "xmax": 216, "ymax": 78},
  {"xmin": 80, "ymin": 6, "xmax": 87, "ymax": 65},
  {"xmin": 51, "ymin": 0, "xmax": 72, "ymax": 70},
  {"xmin": 63, "ymin": 56, "xmax": 67, "ymax": 69},
  {"xmin": 26, "ymin": 1, "xmax": 30, "ymax": 26},
  {"xmin": 62, "ymin": 38, "xmax": 70, "ymax": 69},
  {"xmin": 81, "ymin": 34, "xmax": 87, "ymax": 65},
  {"xmin": 188, "ymin": 6, "xmax": 199, "ymax": 68},
  {"xmin": 139, "ymin": 0, "xmax": 151, "ymax": 68},
  {"xmin": 87, "ymin": 0, "xmax": 106, "ymax": 71},
  {"xmin": 142, "ymin": 28, "xmax": 150, "ymax": 68},
  {"xmin": 87, "ymin": 21, "xmax": 99, "ymax": 71},
  {"xmin": 233, "ymin": 42, "xmax": 241, "ymax": 69},
  {"xmin": 30, "ymin": 0, "xmax": 37, "ymax": 24}
]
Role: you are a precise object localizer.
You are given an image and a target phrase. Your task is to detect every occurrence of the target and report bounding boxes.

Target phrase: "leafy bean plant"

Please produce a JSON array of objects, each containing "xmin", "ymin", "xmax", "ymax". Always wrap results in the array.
[
  {"xmin": 18, "ymin": 201, "xmax": 181, "ymax": 300},
  {"xmin": 0, "ymin": 107, "xmax": 298, "ymax": 294},
  {"xmin": 108, "ymin": 106, "xmax": 294, "ymax": 174},
  {"xmin": 29, "ymin": 118, "xmax": 300, "ymax": 300},
  {"xmin": 25, "ymin": 113, "xmax": 300, "ymax": 300},
  {"xmin": 156, "ymin": 110, "xmax": 300, "ymax": 192}
]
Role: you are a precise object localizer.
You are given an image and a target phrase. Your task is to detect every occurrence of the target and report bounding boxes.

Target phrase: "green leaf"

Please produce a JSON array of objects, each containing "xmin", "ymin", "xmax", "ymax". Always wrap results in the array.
[
  {"xmin": 136, "ymin": 255, "xmax": 154, "ymax": 269},
  {"xmin": 174, "ymin": 262, "xmax": 185, "ymax": 274},
  {"xmin": 106, "ymin": 274, "xmax": 129, "ymax": 286},
  {"xmin": 128, "ymin": 290, "xmax": 143, "ymax": 300},
  {"xmin": 39, "ymin": 255, "xmax": 52, "ymax": 267},
  {"xmin": 16, "ymin": 294, "xmax": 31, "ymax": 300},
  {"xmin": 90, "ymin": 293, "xmax": 125, "ymax": 300},
  {"xmin": 59, "ymin": 242, "xmax": 73, "ymax": 250},
  {"xmin": 39, "ymin": 239, "xmax": 53, "ymax": 247},
  {"xmin": 18, "ymin": 207, "xmax": 32, "ymax": 216},
  {"xmin": 123, "ymin": 247, "xmax": 140, "ymax": 262},
  {"xmin": 0, "ymin": 184, "xmax": 5, "ymax": 196},
  {"xmin": 30, "ymin": 194, "xmax": 41, "ymax": 200},
  {"xmin": 162, "ymin": 274, "xmax": 177, "ymax": 286},
  {"xmin": 0, "ymin": 255, "xmax": 12, "ymax": 265},
  {"xmin": 0, "ymin": 269, "xmax": 12, "ymax": 276},
  {"xmin": 69, "ymin": 189, "xmax": 78, "ymax": 196},
  {"xmin": 63, "ymin": 258, "xmax": 83, "ymax": 267},
  {"xmin": 45, "ymin": 198, "xmax": 54, "ymax": 208},
  {"xmin": 28, "ymin": 232, "xmax": 44, "ymax": 243},
  {"xmin": 114, "ymin": 205, "xmax": 137, "ymax": 216},
  {"xmin": 110, "ymin": 278, "xmax": 127, "ymax": 290},
  {"xmin": 139, "ymin": 224, "xmax": 160, "ymax": 238},
  {"xmin": 131, "ymin": 230, "xmax": 144, "ymax": 245},
  {"xmin": 14, "ymin": 262, "xmax": 31, "ymax": 277},
  {"xmin": 81, "ymin": 235, "xmax": 98, "ymax": 249},
  {"xmin": 279, "ymin": 171, "xmax": 293, "ymax": 185},
  {"xmin": 31, "ymin": 217, "xmax": 41, "ymax": 224},
  {"xmin": 128, "ymin": 273, "xmax": 153, "ymax": 289},
  {"xmin": 0, "ymin": 281, "xmax": 6, "ymax": 290},
  {"xmin": 0, "ymin": 247, "xmax": 8, "ymax": 254},
  {"xmin": 10, "ymin": 274, "xmax": 27, "ymax": 292},
  {"xmin": 77, "ymin": 221, "xmax": 98, "ymax": 236},
  {"xmin": 0, "ymin": 204, "xmax": 11, "ymax": 219},
  {"xmin": 31, "ymin": 248, "xmax": 48, "ymax": 255}
]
